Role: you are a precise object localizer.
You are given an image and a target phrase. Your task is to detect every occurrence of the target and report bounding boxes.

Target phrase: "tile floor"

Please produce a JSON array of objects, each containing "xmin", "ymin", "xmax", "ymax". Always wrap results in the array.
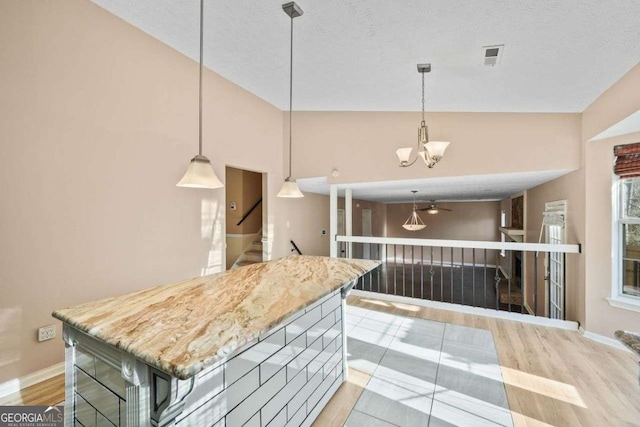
[{"xmin": 344, "ymin": 305, "xmax": 513, "ymax": 427}]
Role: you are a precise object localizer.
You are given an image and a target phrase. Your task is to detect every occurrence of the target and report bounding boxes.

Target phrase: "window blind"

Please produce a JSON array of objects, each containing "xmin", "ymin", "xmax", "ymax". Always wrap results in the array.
[{"xmin": 614, "ymin": 142, "xmax": 640, "ymax": 178}]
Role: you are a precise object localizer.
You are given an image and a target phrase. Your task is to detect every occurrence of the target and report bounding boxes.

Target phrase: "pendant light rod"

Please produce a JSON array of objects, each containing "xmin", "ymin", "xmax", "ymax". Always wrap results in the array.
[
  {"xmin": 421, "ymin": 68, "xmax": 425, "ymax": 123},
  {"xmin": 176, "ymin": 0, "xmax": 223, "ymax": 189},
  {"xmin": 282, "ymin": 2, "xmax": 302, "ymax": 181},
  {"xmin": 198, "ymin": 0, "xmax": 204, "ymax": 157},
  {"xmin": 277, "ymin": 2, "xmax": 304, "ymax": 198},
  {"xmin": 288, "ymin": 7, "xmax": 293, "ymax": 179}
]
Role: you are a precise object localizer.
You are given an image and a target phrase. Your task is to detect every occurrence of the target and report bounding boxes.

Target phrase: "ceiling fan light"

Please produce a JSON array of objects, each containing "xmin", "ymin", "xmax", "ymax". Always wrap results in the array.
[
  {"xmin": 277, "ymin": 179, "xmax": 304, "ymax": 198},
  {"xmin": 403, "ymin": 224, "xmax": 427, "ymax": 231},
  {"xmin": 427, "ymin": 207, "xmax": 439, "ymax": 215},
  {"xmin": 177, "ymin": 155, "xmax": 223, "ymax": 189}
]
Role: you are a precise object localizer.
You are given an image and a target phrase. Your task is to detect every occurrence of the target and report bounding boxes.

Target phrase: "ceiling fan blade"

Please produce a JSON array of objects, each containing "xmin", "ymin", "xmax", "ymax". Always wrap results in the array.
[{"xmin": 439, "ymin": 207, "xmax": 453, "ymax": 211}]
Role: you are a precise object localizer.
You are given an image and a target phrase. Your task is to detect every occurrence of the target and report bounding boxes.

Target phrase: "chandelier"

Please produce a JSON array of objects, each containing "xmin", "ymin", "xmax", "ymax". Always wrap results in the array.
[
  {"xmin": 402, "ymin": 191, "xmax": 427, "ymax": 231},
  {"xmin": 396, "ymin": 64, "xmax": 450, "ymax": 169}
]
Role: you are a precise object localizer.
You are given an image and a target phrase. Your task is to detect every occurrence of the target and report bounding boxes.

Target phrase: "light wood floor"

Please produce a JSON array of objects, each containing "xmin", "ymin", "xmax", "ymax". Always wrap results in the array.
[
  {"xmin": 315, "ymin": 295, "xmax": 640, "ymax": 427},
  {"xmin": 0, "ymin": 373, "xmax": 64, "ymax": 406},
  {"xmin": 2, "ymin": 296, "xmax": 638, "ymax": 427}
]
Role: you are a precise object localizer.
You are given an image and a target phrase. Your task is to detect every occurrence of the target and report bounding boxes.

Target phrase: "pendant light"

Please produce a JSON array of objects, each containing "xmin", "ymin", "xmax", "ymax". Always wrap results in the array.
[
  {"xmin": 177, "ymin": 0, "xmax": 223, "ymax": 189},
  {"xmin": 396, "ymin": 64, "xmax": 450, "ymax": 169},
  {"xmin": 402, "ymin": 191, "xmax": 427, "ymax": 231},
  {"xmin": 277, "ymin": 2, "xmax": 304, "ymax": 198}
]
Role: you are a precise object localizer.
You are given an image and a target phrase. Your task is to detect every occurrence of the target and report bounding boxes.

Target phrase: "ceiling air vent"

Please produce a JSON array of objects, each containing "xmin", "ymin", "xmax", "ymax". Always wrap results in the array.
[{"xmin": 482, "ymin": 44, "xmax": 504, "ymax": 66}]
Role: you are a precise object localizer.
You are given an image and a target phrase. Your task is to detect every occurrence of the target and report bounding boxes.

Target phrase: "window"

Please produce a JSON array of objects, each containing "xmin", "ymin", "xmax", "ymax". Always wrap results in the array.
[
  {"xmin": 612, "ymin": 142, "xmax": 640, "ymax": 309},
  {"xmin": 618, "ymin": 179, "xmax": 640, "ymax": 298}
]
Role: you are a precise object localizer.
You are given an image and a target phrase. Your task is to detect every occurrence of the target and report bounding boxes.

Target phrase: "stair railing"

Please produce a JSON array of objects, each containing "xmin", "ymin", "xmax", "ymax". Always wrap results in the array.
[
  {"xmin": 290, "ymin": 240, "xmax": 302, "ymax": 255},
  {"xmin": 236, "ymin": 198, "xmax": 262, "ymax": 226}
]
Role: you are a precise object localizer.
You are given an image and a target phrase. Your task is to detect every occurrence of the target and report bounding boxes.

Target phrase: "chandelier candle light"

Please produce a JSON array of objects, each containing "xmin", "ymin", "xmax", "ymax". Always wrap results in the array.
[
  {"xmin": 177, "ymin": 0, "xmax": 223, "ymax": 189},
  {"xmin": 277, "ymin": 2, "xmax": 304, "ymax": 198},
  {"xmin": 396, "ymin": 64, "xmax": 450, "ymax": 169},
  {"xmin": 402, "ymin": 190, "xmax": 427, "ymax": 231}
]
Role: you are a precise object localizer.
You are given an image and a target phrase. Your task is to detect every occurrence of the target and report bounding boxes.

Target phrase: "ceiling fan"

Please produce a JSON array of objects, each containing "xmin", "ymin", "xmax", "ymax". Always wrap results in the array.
[{"xmin": 418, "ymin": 200, "xmax": 452, "ymax": 215}]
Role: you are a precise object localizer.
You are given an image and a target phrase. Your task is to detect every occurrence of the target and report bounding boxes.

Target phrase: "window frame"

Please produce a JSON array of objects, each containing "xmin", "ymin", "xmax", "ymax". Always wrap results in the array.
[{"xmin": 610, "ymin": 177, "xmax": 640, "ymax": 312}]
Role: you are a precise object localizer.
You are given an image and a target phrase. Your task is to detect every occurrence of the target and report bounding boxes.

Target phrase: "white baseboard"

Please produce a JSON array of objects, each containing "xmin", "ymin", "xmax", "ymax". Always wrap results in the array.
[
  {"xmin": 578, "ymin": 326, "xmax": 631, "ymax": 353},
  {"xmin": 350, "ymin": 290, "xmax": 579, "ymax": 331},
  {"xmin": 0, "ymin": 362, "xmax": 64, "ymax": 399}
]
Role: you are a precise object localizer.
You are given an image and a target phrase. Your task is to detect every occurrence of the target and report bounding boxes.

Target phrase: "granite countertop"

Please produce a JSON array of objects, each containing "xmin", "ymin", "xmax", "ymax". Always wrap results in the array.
[
  {"xmin": 615, "ymin": 330, "xmax": 640, "ymax": 357},
  {"xmin": 53, "ymin": 255, "xmax": 379, "ymax": 380}
]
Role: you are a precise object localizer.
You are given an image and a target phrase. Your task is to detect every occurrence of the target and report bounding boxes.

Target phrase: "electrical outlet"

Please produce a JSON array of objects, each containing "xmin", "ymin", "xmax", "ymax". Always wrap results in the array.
[
  {"xmin": 321, "ymin": 229, "xmax": 326, "ymax": 235},
  {"xmin": 38, "ymin": 325, "xmax": 56, "ymax": 342}
]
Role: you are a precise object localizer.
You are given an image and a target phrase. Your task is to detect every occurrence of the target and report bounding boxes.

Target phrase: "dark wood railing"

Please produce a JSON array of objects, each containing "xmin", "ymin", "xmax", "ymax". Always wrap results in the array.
[{"xmin": 236, "ymin": 198, "xmax": 262, "ymax": 226}]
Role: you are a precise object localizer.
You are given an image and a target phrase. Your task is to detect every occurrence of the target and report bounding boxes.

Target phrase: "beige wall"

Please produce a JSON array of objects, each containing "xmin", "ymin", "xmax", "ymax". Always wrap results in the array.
[
  {"xmin": 386, "ymin": 201, "xmax": 501, "ymax": 240},
  {"xmin": 581, "ymin": 61, "xmax": 640, "ymax": 338},
  {"xmin": 385, "ymin": 201, "xmax": 501, "ymax": 265},
  {"xmin": 337, "ymin": 199, "xmax": 387, "ymax": 237},
  {"xmin": 287, "ymin": 112, "xmax": 581, "ymax": 184},
  {"xmin": 524, "ymin": 170, "xmax": 585, "ymax": 322},
  {"xmin": 0, "ymin": 0, "xmax": 323, "ymax": 383},
  {"xmin": 337, "ymin": 198, "xmax": 387, "ymax": 259},
  {"xmin": 282, "ymin": 193, "xmax": 332, "ymax": 257}
]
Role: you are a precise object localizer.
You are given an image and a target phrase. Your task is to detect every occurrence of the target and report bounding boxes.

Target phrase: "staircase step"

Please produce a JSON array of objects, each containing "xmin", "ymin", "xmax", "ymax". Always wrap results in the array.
[
  {"xmin": 234, "ymin": 260, "xmax": 258, "ymax": 268},
  {"xmin": 497, "ymin": 282, "xmax": 523, "ymax": 305}
]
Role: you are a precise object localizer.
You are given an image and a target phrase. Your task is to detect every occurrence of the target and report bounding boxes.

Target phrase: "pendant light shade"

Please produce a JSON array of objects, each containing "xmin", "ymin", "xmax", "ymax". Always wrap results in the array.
[
  {"xmin": 277, "ymin": 178, "xmax": 304, "ymax": 198},
  {"xmin": 402, "ymin": 190, "xmax": 427, "ymax": 231},
  {"xmin": 421, "ymin": 140, "xmax": 450, "ymax": 168},
  {"xmin": 403, "ymin": 211, "xmax": 427, "ymax": 231},
  {"xmin": 177, "ymin": 155, "xmax": 223, "ymax": 189},
  {"xmin": 396, "ymin": 147, "xmax": 413, "ymax": 166},
  {"xmin": 177, "ymin": 0, "xmax": 223, "ymax": 190},
  {"xmin": 278, "ymin": 2, "xmax": 304, "ymax": 198}
]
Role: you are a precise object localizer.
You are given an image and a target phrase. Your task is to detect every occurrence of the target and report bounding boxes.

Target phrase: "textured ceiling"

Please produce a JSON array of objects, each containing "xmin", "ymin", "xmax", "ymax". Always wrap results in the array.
[
  {"xmin": 91, "ymin": 0, "xmax": 640, "ymax": 112},
  {"xmin": 298, "ymin": 170, "xmax": 572, "ymax": 203}
]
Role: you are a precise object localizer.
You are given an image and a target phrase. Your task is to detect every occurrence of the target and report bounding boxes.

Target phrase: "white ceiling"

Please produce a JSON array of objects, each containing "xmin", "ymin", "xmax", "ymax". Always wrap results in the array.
[
  {"xmin": 298, "ymin": 170, "xmax": 572, "ymax": 203},
  {"xmin": 92, "ymin": 0, "xmax": 640, "ymax": 113}
]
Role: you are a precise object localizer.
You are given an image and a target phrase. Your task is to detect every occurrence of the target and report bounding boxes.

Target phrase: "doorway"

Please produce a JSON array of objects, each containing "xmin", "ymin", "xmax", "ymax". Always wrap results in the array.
[{"xmin": 225, "ymin": 167, "xmax": 265, "ymax": 270}]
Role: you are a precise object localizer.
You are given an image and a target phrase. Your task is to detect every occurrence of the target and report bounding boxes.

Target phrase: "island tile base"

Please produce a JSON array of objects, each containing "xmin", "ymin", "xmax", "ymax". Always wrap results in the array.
[{"xmin": 64, "ymin": 287, "xmax": 350, "ymax": 426}]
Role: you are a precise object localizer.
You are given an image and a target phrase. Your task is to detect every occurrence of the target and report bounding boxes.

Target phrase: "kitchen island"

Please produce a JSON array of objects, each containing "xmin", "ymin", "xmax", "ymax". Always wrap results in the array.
[{"xmin": 53, "ymin": 255, "xmax": 379, "ymax": 427}]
